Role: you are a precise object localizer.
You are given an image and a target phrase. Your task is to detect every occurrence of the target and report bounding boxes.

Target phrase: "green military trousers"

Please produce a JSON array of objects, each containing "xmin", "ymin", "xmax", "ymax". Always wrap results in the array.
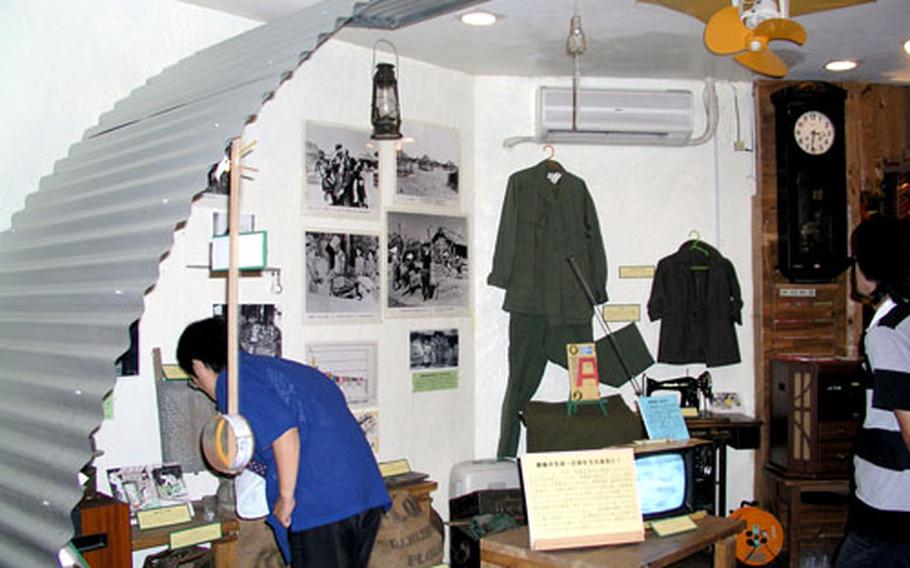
[{"xmin": 496, "ymin": 312, "xmax": 593, "ymax": 458}]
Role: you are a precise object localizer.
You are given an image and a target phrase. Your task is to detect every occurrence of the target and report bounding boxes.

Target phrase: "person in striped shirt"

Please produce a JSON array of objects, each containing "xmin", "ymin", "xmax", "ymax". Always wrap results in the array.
[{"xmin": 836, "ymin": 216, "xmax": 910, "ymax": 567}]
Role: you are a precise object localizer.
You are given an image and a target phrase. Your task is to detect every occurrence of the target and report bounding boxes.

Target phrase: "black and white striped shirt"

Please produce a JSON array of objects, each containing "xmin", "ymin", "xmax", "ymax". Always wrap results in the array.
[{"xmin": 850, "ymin": 298, "xmax": 910, "ymax": 542}]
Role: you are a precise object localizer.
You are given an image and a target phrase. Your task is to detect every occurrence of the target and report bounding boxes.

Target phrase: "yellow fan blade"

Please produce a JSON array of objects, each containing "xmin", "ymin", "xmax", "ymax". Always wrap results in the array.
[
  {"xmin": 704, "ymin": 6, "xmax": 751, "ymax": 55},
  {"xmin": 636, "ymin": 0, "xmax": 729, "ymax": 24},
  {"xmin": 637, "ymin": 0, "xmax": 874, "ymax": 21},
  {"xmin": 735, "ymin": 49, "xmax": 789, "ymax": 77},
  {"xmin": 789, "ymin": 0, "xmax": 874, "ymax": 17},
  {"xmin": 753, "ymin": 18, "xmax": 807, "ymax": 44}
]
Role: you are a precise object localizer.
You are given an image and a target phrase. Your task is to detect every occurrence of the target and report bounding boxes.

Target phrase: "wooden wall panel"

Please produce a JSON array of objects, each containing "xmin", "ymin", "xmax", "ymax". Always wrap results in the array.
[{"xmin": 752, "ymin": 81, "xmax": 910, "ymax": 503}]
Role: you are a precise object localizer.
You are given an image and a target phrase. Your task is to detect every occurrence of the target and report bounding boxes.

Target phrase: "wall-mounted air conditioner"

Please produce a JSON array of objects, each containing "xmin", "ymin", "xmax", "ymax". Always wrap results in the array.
[{"xmin": 537, "ymin": 86, "xmax": 695, "ymax": 144}]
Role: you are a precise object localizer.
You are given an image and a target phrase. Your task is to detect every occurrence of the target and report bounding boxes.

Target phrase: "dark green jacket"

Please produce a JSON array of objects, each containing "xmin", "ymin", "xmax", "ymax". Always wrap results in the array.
[{"xmin": 487, "ymin": 161, "xmax": 608, "ymax": 324}]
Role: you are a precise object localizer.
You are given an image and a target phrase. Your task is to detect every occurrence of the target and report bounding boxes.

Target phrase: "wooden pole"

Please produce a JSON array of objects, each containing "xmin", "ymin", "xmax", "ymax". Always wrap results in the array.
[{"xmin": 227, "ymin": 138, "xmax": 242, "ymax": 416}]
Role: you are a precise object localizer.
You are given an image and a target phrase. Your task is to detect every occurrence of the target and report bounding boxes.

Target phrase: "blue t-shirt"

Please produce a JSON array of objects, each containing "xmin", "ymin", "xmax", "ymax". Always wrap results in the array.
[{"xmin": 216, "ymin": 353, "xmax": 390, "ymax": 558}]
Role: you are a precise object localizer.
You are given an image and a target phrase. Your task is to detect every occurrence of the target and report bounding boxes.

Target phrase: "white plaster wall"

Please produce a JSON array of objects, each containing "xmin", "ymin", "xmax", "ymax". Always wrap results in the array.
[
  {"xmin": 95, "ymin": 38, "xmax": 477, "ymax": 525},
  {"xmin": 0, "ymin": 0, "xmax": 256, "ymax": 232},
  {"xmin": 2, "ymin": 0, "xmax": 764, "ymax": 554},
  {"xmin": 232, "ymin": 40, "xmax": 477, "ymax": 511},
  {"xmin": 472, "ymin": 76, "xmax": 758, "ymax": 512}
]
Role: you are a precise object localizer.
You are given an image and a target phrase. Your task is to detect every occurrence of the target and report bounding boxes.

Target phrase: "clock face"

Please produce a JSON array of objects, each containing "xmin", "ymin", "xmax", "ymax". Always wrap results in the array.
[{"xmin": 793, "ymin": 110, "xmax": 835, "ymax": 155}]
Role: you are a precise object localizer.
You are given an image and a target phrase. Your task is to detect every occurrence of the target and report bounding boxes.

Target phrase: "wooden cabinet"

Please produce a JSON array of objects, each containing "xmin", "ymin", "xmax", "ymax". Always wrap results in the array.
[
  {"xmin": 752, "ymin": 81, "xmax": 910, "ymax": 504},
  {"xmin": 76, "ymin": 493, "xmax": 131, "ymax": 568},
  {"xmin": 769, "ymin": 357, "xmax": 863, "ymax": 475},
  {"xmin": 765, "ymin": 467, "xmax": 849, "ymax": 567}
]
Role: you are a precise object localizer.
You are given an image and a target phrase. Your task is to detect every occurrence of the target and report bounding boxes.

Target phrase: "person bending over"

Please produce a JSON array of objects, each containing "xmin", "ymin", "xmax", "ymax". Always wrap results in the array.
[{"xmin": 177, "ymin": 317, "xmax": 390, "ymax": 567}]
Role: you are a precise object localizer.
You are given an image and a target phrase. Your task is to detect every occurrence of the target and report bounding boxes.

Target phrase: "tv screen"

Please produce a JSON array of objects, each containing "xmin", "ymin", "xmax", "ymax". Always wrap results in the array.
[{"xmin": 636, "ymin": 453, "xmax": 686, "ymax": 517}]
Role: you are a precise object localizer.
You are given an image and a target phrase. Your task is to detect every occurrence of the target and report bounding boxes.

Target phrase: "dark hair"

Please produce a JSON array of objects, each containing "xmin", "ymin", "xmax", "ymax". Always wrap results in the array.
[
  {"xmin": 852, "ymin": 216, "xmax": 910, "ymax": 304},
  {"xmin": 176, "ymin": 317, "xmax": 228, "ymax": 377}
]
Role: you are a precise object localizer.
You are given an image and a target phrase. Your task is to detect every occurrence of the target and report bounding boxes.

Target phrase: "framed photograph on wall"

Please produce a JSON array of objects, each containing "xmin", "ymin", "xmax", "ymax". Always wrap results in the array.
[
  {"xmin": 387, "ymin": 211, "xmax": 468, "ymax": 315},
  {"xmin": 305, "ymin": 341, "xmax": 378, "ymax": 407},
  {"xmin": 395, "ymin": 121, "xmax": 459, "ymax": 208},
  {"xmin": 305, "ymin": 230, "xmax": 381, "ymax": 322},
  {"xmin": 410, "ymin": 329, "xmax": 459, "ymax": 393},
  {"xmin": 213, "ymin": 303, "xmax": 283, "ymax": 357},
  {"xmin": 303, "ymin": 121, "xmax": 379, "ymax": 218}
]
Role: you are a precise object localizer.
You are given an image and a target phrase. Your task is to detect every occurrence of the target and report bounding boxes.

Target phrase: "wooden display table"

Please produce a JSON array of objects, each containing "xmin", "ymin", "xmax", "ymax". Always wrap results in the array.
[
  {"xmin": 131, "ymin": 502, "xmax": 240, "ymax": 568},
  {"xmin": 764, "ymin": 466, "xmax": 850, "ymax": 567},
  {"xmin": 480, "ymin": 515, "xmax": 744, "ymax": 568}
]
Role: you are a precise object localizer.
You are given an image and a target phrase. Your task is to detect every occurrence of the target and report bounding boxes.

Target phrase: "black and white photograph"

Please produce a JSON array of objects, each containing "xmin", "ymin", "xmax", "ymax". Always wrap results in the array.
[
  {"xmin": 304, "ymin": 121, "xmax": 379, "ymax": 217},
  {"xmin": 150, "ymin": 463, "xmax": 189, "ymax": 502},
  {"xmin": 396, "ymin": 121, "xmax": 459, "ymax": 207},
  {"xmin": 409, "ymin": 329, "xmax": 459, "ymax": 370},
  {"xmin": 306, "ymin": 231, "xmax": 381, "ymax": 321},
  {"xmin": 387, "ymin": 211, "xmax": 468, "ymax": 313},
  {"xmin": 305, "ymin": 341, "xmax": 378, "ymax": 407},
  {"xmin": 213, "ymin": 304, "xmax": 283, "ymax": 357},
  {"xmin": 203, "ymin": 149, "xmax": 231, "ymax": 197}
]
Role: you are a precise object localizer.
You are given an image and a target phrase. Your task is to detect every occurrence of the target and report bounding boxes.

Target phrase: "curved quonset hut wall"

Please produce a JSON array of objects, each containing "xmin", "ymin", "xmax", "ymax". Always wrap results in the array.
[{"xmin": 0, "ymin": 0, "xmax": 482, "ymax": 563}]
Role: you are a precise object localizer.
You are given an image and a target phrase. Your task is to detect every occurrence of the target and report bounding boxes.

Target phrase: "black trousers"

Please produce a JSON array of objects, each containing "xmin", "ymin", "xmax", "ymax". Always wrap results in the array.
[
  {"xmin": 289, "ymin": 507, "xmax": 384, "ymax": 567},
  {"xmin": 497, "ymin": 312, "xmax": 592, "ymax": 458}
]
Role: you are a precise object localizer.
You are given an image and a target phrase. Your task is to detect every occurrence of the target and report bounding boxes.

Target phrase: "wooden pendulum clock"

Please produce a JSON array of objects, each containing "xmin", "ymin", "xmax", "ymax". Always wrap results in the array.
[{"xmin": 771, "ymin": 82, "xmax": 849, "ymax": 283}]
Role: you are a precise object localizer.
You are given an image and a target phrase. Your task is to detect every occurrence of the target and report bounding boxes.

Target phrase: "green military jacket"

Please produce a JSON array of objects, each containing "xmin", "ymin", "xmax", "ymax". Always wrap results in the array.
[{"xmin": 487, "ymin": 160, "xmax": 608, "ymax": 324}]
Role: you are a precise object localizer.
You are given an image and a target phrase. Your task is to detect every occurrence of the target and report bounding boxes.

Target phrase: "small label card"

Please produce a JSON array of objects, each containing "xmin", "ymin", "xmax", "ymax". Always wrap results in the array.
[
  {"xmin": 602, "ymin": 304, "xmax": 641, "ymax": 322},
  {"xmin": 169, "ymin": 522, "xmax": 222, "ymax": 550},
  {"xmin": 411, "ymin": 369, "xmax": 458, "ymax": 392},
  {"xmin": 520, "ymin": 448, "xmax": 644, "ymax": 551},
  {"xmin": 137, "ymin": 503, "xmax": 192, "ymax": 530},
  {"xmin": 651, "ymin": 514, "xmax": 698, "ymax": 537},
  {"xmin": 379, "ymin": 459, "xmax": 411, "ymax": 478},
  {"xmin": 779, "ymin": 287, "xmax": 817, "ymax": 298},
  {"xmin": 619, "ymin": 265, "xmax": 655, "ymax": 279}
]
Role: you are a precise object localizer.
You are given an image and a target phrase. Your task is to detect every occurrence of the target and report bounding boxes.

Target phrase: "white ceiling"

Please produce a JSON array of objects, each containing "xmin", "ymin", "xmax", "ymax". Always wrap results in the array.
[{"xmin": 182, "ymin": 0, "xmax": 910, "ymax": 84}]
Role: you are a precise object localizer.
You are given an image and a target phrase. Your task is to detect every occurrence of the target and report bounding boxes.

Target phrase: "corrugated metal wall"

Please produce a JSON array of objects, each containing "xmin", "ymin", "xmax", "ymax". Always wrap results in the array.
[
  {"xmin": 0, "ymin": 1, "xmax": 366, "ymax": 564},
  {"xmin": 0, "ymin": 0, "xmax": 486, "ymax": 562}
]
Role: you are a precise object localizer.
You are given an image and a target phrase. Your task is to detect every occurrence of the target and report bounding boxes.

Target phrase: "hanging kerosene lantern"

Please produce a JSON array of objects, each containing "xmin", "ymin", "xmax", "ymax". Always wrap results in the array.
[{"xmin": 370, "ymin": 39, "xmax": 403, "ymax": 140}]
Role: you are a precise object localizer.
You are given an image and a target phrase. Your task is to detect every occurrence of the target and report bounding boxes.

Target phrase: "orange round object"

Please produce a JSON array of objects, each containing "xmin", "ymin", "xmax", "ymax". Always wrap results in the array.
[
  {"xmin": 201, "ymin": 414, "xmax": 254, "ymax": 474},
  {"xmin": 729, "ymin": 505, "xmax": 784, "ymax": 566}
]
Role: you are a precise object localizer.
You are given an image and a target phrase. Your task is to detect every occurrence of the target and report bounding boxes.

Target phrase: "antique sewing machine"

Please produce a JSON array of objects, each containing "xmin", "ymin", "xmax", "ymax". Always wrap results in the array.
[{"xmin": 644, "ymin": 371, "xmax": 713, "ymax": 415}]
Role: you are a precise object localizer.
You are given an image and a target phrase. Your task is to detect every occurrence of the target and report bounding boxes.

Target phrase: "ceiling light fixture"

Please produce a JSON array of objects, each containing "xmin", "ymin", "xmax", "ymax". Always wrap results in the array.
[
  {"xmin": 904, "ymin": 39, "xmax": 910, "ymax": 55},
  {"xmin": 824, "ymin": 59, "xmax": 859, "ymax": 72},
  {"xmin": 460, "ymin": 11, "xmax": 496, "ymax": 26}
]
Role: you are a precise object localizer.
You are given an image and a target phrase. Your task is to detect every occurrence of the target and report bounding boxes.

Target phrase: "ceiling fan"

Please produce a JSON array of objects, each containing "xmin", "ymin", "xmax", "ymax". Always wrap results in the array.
[{"xmin": 638, "ymin": 0, "xmax": 875, "ymax": 77}]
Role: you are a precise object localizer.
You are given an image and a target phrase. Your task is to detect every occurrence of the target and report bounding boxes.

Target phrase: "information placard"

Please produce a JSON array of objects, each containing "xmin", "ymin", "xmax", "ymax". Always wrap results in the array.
[
  {"xmin": 519, "ymin": 448, "xmax": 644, "ymax": 551},
  {"xmin": 637, "ymin": 396, "xmax": 690, "ymax": 441}
]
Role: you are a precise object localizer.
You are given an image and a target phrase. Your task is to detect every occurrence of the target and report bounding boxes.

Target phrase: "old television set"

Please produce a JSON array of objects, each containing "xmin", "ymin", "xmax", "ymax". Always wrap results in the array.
[{"xmin": 632, "ymin": 439, "xmax": 716, "ymax": 521}]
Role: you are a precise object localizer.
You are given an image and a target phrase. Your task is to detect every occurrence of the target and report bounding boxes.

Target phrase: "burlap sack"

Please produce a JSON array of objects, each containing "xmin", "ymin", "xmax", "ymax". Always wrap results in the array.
[
  {"xmin": 369, "ymin": 489, "xmax": 443, "ymax": 568},
  {"xmin": 237, "ymin": 518, "xmax": 286, "ymax": 568}
]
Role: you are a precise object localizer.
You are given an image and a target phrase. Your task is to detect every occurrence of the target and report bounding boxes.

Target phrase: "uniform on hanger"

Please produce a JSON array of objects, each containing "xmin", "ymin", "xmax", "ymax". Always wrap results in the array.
[{"xmin": 488, "ymin": 159, "xmax": 608, "ymax": 457}]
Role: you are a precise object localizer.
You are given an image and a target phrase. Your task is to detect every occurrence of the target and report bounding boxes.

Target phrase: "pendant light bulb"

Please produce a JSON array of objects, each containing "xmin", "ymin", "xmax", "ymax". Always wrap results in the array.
[{"xmin": 566, "ymin": 14, "xmax": 587, "ymax": 56}]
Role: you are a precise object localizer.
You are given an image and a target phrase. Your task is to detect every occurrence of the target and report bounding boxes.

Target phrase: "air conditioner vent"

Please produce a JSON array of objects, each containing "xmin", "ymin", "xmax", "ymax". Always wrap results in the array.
[{"xmin": 537, "ymin": 87, "xmax": 694, "ymax": 142}]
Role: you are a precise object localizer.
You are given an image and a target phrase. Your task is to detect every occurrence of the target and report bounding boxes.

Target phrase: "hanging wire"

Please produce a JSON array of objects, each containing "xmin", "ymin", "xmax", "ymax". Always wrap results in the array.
[{"xmin": 566, "ymin": 1, "xmax": 587, "ymax": 131}]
